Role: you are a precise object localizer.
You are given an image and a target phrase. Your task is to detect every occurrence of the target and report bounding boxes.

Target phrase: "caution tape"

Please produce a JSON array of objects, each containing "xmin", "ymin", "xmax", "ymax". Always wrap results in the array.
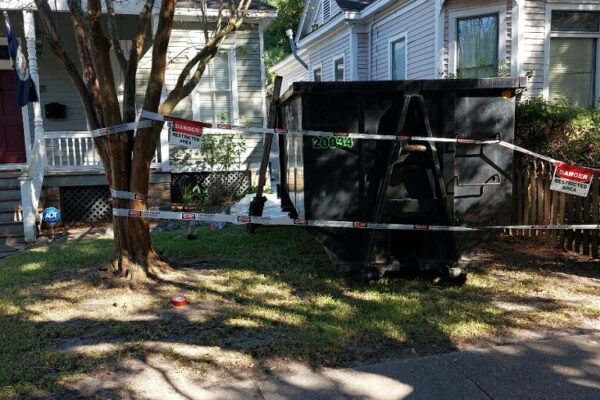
[
  {"xmin": 142, "ymin": 109, "xmax": 503, "ymax": 144},
  {"xmin": 110, "ymin": 189, "xmax": 147, "ymax": 201},
  {"xmin": 139, "ymin": 110, "xmax": 600, "ymax": 175},
  {"xmin": 85, "ymin": 111, "xmax": 600, "ymax": 177},
  {"xmin": 91, "ymin": 120, "xmax": 155, "ymax": 138},
  {"xmin": 85, "ymin": 110, "xmax": 599, "ymax": 175},
  {"xmin": 113, "ymin": 208, "xmax": 600, "ymax": 231}
]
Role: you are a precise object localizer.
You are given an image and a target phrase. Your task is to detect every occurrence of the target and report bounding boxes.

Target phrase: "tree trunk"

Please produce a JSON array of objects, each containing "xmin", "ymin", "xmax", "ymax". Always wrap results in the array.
[
  {"xmin": 111, "ymin": 216, "xmax": 170, "ymax": 280},
  {"xmin": 107, "ymin": 124, "xmax": 171, "ymax": 280}
]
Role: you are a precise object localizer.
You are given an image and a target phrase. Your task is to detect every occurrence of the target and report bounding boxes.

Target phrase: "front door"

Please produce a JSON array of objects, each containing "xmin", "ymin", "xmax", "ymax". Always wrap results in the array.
[{"xmin": 0, "ymin": 70, "xmax": 26, "ymax": 163}]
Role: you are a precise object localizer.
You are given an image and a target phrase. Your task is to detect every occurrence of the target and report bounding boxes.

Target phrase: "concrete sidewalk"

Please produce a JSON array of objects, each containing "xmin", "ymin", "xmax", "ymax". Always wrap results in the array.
[{"xmin": 219, "ymin": 332, "xmax": 600, "ymax": 400}]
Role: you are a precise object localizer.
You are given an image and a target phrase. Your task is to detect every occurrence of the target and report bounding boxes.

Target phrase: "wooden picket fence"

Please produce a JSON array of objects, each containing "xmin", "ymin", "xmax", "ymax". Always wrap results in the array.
[{"xmin": 511, "ymin": 160, "xmax": 599, "ymax": 259}]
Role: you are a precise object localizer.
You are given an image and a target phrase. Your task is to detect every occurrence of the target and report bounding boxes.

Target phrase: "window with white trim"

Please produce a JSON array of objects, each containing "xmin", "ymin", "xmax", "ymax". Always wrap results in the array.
[
  {"xmin": 334, "ymin": 56, "xmax": 344, "ymax": 81},
  {"xmin": 549, "ymin": 11, "xmax": 600, "ymax": 107},
  {"xmin": 390, "ymin": 37, "xmax": 407, "ymax": 80},
  {"xmin": 457, "ymin": 13, "xmax": 499, "ymax": 78},
  {"xmin": 195, "ymin": 52, "xmax": 232, "ymax": 123},
  {"xmin": 312, "ymin": 65, "xmax": 322, "ymax": 82}
]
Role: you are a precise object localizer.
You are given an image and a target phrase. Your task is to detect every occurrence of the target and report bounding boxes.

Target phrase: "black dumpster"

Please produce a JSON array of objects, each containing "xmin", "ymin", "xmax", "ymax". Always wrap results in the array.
[{"xmin": 278, "ymin": 78, "xmax": 526, "ymax": 277}]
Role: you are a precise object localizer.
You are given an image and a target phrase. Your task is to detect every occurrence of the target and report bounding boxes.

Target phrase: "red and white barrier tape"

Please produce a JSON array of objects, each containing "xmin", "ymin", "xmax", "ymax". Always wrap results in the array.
[
  {"xmin": 90, "ymin": 111, "xmax": 599, "ymax": 177},
  {"xmin": 113, "ymin": 208, "xmax": 600, "ymax": 231},
  {"xmin": 91, "ymin": 120, "xmax": 154, "ymax": 138},
  {"xmin": 139, "ymin": 110, "xmax": 599, "ymax": 175},
  {"xmin": 110, "ymin": 189, "xmax": 147, "ymax": 201}
]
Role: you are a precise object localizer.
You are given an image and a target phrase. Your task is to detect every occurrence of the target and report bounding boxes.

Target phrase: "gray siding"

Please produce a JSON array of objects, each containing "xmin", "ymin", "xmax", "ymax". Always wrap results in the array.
[
  {"xmin": 136, "ymin": 20, "xmax": 266, "ymax": 170},
  {"xmin": 370, "ymin": 0, "xmax": 436, "ymax": 80},
  {"xmin": 331, "ymin": 0, "xmax": 342, "ymax": 17},
  {"xmin": 279, "ymin": 60, "xmax": 310, "ymax": 91},
  {"xmin": 308, "ymin": 30, "xmax": 351, "ymax": 81},
  {"xmin": 34, "ymin": 16, "xmax": 265, "ymax": 171},
  {"xmin": 357, "ymin": 32, "xmax": 369, "ymax": 80},
  {"xmin": 36, "ymin": 14, "xmax": 89, "ymax": 133}
]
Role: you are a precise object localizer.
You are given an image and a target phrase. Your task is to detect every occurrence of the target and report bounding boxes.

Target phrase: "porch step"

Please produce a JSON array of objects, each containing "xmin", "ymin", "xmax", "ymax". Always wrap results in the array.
[
  {"xmin": 0, "ymin": 199, "xmax": 22, "ymax": 210},
  {"xmin": 0, "ymin": 171, "xmax": 21, "ymax": 190},
  {"xmin": 0, "ymin": 208, "xmax": 21, "ymax": 223},
  {"xmin": 0, "ymin": 222, "xmax": 24, "ymax": 236},
  {"xmin": 0, "ymin": 189, "xmax": 21, "ymax": 201},
  {"xmin": 0, "ymin": 172, "xmax": 26, "ymax": 253}
]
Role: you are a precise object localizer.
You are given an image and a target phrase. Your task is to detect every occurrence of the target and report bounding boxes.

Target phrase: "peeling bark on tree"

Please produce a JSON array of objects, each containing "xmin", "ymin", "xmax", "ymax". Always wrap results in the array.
[{"xmin": 33, "ymin": 0, "xmax": 253, "ymax": 282}]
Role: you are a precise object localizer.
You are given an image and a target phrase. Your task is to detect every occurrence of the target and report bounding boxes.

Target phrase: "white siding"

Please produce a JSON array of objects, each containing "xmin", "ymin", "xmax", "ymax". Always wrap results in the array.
[{"xmin": 370, "ymin": 0, "xmax": 436, "ymax": 80}]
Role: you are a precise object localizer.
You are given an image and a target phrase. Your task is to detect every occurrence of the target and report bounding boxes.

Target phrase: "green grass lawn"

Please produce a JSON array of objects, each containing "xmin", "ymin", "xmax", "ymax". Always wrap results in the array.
[{"xmin": 1, "ymin": 226, "xmax": 599, "ymax": 398}]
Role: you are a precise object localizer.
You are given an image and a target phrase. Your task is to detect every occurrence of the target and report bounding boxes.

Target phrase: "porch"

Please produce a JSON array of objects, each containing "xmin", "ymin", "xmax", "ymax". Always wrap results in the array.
[
  {"xmin": 0, "ymin": 5, "xmax": 269, "ymax": 250},
  {"xmin": 0, "ymin": 9, "xmax": 173, "ymax": 247}
]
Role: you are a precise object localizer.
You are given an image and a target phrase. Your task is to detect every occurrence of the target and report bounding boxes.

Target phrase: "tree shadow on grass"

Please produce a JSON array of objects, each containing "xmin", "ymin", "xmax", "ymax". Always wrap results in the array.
[{"xmin": 0, "ymin": 228, "xmax": 599, "ymax": 399}]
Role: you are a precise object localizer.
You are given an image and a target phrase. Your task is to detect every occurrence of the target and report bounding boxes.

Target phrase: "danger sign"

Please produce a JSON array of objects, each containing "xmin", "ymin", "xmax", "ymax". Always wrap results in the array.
[
  {"xmin": 167, "ymin": 116, "xmax": 212, "ymax": 149},
  {"xmin": 550, "ymin": 164, "xmax": 594, "ymax": 197}
]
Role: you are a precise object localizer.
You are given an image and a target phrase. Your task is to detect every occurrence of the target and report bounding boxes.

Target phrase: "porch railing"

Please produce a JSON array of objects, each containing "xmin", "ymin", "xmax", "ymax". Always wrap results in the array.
[{"xmin": 44, "ymin": 128, "xmax": 169, "ymax": 172}]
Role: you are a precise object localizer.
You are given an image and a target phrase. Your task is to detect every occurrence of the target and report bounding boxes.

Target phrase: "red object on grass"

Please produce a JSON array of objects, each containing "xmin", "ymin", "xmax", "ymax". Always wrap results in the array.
[{"xmin": 170, "ymin": 295, "xmax": 189, "ymax": 308}]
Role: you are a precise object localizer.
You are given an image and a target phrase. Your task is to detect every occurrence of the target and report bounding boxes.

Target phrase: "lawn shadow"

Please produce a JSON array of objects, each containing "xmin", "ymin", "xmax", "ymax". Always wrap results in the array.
[{"xmin": 1, "ymin": 227, "xmax": 599, "ymax": 399}]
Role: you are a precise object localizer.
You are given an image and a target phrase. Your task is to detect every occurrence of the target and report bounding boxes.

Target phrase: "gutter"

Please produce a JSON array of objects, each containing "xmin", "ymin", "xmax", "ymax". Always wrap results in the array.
[{"xmin": 286, "ymin": 29, "xmax": 309, "ymax": 70}]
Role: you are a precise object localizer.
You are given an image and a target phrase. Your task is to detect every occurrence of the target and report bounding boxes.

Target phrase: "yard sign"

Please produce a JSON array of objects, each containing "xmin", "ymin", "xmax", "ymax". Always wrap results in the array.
[
  {"xmin": 167, "ymin": 116, "xmax": 212, "ymax": 149},
  {"xmin": 549, "ymin": 163, "xmax": 594, "ymax": 197}
]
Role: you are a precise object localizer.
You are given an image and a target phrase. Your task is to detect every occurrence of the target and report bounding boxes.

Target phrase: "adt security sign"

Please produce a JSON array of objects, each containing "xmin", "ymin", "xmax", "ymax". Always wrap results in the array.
[{"xmin": 42, "ymin": 207, "xmax": 61, "ymax": 225}]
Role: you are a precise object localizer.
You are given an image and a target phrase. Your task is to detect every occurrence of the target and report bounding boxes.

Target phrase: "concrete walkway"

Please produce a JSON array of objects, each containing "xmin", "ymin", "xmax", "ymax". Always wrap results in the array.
[{"xmin": 204, "ymin": 332, "xmax": 600, "ymax": 400}]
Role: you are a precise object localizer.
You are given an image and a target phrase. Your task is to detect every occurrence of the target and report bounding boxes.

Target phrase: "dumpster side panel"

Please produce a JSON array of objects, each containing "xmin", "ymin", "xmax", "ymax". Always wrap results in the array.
[
  {"xmin": 278, "ymin": 80, "xmax": 520, "ymax": 272},
  {"xmin": 297, "ymin": 89, "xmax": 405, "ymax": 267},
  {"xmin": 453, "ymin": 95, "xmax": 514, "ymax": 225}
]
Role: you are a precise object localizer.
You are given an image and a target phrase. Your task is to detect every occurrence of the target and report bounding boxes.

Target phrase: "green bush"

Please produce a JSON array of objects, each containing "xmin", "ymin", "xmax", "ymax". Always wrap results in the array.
[{"xmin": 516, "ymin": 97, "xmax": 600, "ymax": 166}]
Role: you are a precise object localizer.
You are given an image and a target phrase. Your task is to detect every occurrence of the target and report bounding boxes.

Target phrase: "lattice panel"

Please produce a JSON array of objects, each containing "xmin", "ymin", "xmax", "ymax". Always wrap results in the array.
[
  {"xmin": 60, "ymin": 186, "xmax": 112, "ymax": 222},
  {"xmin": 171, "ymin": 171, "xmax": 251, "ymax": 203}
]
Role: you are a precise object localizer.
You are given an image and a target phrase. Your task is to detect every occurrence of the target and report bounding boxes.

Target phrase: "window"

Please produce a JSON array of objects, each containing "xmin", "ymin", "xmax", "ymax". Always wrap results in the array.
[
  {"xmin": 390, "ymin": 36, "xmax": 407, "ymax": 80},
  {"xmin": 195, "ymin": 52, "xmax": 232, "ymax": 123},
  {"xmin": 334, "ymin": 56, "xmax": 344, "ymax": 81},
  {"xmin": 551, "ymin": 11, "xmax": 599, "ymax": 32},
  {"xmin": 548, "ymin": 11, "xmax": 600, "ymax": 107},
  {"xmin": 312, "ymin": 65, "xmax": 322, "ymax": 82},
  {"xmin": 457, "ymin": 14, "xmax": 499, "ymax": 78}
]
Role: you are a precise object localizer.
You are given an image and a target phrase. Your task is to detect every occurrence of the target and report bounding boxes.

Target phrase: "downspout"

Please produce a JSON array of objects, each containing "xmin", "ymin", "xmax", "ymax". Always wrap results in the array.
[{"xmin": 286, "ymin": 29, "xmax": 309, "ymax": 70}]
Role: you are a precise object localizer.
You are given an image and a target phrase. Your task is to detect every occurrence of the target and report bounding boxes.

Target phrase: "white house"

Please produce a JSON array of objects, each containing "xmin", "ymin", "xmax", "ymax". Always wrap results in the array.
[
  {"xmin": 271, "ymin": 0, "xmax": 600, "ymax": 108},
  {"xmin": 0, "ymin": 1, "xmax": 276, "ymax": 249}
]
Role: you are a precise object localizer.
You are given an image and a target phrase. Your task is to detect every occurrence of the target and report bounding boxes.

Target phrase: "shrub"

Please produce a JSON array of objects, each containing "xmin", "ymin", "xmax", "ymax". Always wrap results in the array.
[
  {"xmin": 515, "ymin": 97, "xmax": 600, "ymax": 167},
  {"xmin": 200, "ymin": 134, "xmax": 247, "ymax": 206}
]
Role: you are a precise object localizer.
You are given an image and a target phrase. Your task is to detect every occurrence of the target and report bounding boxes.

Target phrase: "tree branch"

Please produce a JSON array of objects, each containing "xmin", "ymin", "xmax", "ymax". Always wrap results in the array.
[
  {"xmin": 66, "ymin": 0, "xmax": 94, "ymax": 39},
  {"xmin": 87, "ymin": 0, "xmax": 122, "ymax": 125},
  {"xmin": 70, "ymin": 13, "xmax": 105, "ymax": 126},
  {"xmin": 130, "ymin": 0, "xmax": 176, "ymax": 188},
  {"xmin": 104, "ymin": 0, "xmax": 128, "ymax": 73},
  {"xmin": 200, "ymin": 0, "xmax": 209, "ymax": 43},
  {"xmin": 122, "ymin": 0, "xmax": 156, "ymax": 123},
  {"xmin": 163, "ymin": 0, "xmax": 251, "ymax": 111}
]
